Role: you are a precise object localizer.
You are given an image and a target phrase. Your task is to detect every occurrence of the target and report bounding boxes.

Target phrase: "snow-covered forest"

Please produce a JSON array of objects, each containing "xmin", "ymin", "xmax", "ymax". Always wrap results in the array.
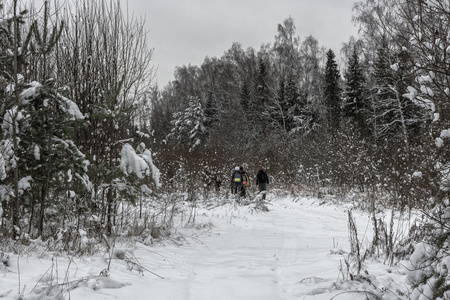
[{"xmin": 1, "ymin": 0, "xmax": 450, "ymax": 299}]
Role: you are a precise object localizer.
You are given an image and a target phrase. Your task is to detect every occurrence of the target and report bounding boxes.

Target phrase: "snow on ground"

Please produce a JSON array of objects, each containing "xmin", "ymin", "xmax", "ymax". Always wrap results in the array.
[{"xmin": 0, "ymin": 194, "xmax": 409, "ymax": 299}]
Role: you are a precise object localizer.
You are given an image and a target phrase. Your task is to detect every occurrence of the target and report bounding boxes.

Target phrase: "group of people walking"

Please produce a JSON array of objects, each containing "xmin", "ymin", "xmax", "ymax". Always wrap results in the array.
[
  {"xmin": 210, "ymin": 165, "xmax": 269, "ymax": 200},
  {"xmin": 229, "ymin": 166, "xmax": 269, "ymax": 200}
]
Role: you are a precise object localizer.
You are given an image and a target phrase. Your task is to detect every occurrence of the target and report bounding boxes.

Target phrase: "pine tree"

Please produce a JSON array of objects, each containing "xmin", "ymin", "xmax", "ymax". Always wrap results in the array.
[
  {"xmin": 0, "ymin": 1, "xmax": 34, "ymax": 238},
  {"xmin": 0, "ymin": 1, "xmax": 87, "ymax": 238},
  {"xmin": 18, "ymin": 81, "xmax": 87, "ymax": 236},
  {"xmin": 324, "ymin": 49, "xmax": 341, "ymax": 131},
  {"xmin": 28, "ymin": 1, "xmax": 63, "ymax": 81}
]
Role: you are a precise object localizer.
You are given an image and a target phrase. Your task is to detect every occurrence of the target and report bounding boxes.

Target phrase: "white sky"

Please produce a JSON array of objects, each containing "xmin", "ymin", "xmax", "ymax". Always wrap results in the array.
[
  {"xmin": 25, "ymin": 0, "xmax": 359, "ymax": 87},
  {"xmin": 125, "ymin": 0, "xmax": 359, "ymax": 87}
]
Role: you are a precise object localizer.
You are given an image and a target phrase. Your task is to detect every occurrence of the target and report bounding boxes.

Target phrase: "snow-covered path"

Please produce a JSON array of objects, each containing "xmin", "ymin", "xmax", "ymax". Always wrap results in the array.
[
  {"xmin": 104, "ymin": 197, "xmax": 361, "ymax": 300},
  {"xmin": 169, "ymin": 198, "xmax": 352, "ymax": 300},
  {"xmin": 3, "ymin": 196, "xmax": 405, "ymax": 300}
]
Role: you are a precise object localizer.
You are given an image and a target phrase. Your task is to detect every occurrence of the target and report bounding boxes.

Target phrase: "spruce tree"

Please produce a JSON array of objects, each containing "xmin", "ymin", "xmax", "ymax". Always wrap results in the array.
[
  {"xmin": 255, "ymin": 57, "xmax": 269, "ymax": 109},
  {"xmin": 168, "ymin": 96, "xmax": 207, "ymax": 152},
  {"xmin": 344, "ymin": 47, "xmax": 369, "ymax": 137},
  {"xmin": 324, "ymin": 49, "xmax": 341, "ymax": 131},
  {"xmin": 253, "ymin": 55, "xmax": 273, "ymax": 136},
  {"xmin": 240, "ymin": 80, "xmax": 252, "ymax": 115}
]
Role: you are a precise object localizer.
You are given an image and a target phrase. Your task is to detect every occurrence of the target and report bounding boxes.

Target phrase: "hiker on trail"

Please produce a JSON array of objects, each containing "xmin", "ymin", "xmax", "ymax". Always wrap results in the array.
[
  {"xmin": 230, "ymin": 166, "xmax": 243, "ymax": 195},
  {"xmin": 213, "ymin": 171, "xmax": 222, "ymax": 192},
  {"xmin": 256, "ymin": 166, "xmax": 269, "ymax": 200},
  {"xmin": 240, "ymin": 166, "xmax": 250, "ymax": 198}
]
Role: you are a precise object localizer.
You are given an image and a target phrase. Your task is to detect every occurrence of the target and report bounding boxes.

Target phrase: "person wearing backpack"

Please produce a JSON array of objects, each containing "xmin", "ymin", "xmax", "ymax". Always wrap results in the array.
[
  {"xmin": 256, "ymin": 166, "xmax": 269, "ymax": 200},
  {"xmin": 240, "ymin": 166, "xmax": 250, "ymax": 198},
  {"xmin": 230, "ymin": 166, "xmax": 243, "ymax": 195}
]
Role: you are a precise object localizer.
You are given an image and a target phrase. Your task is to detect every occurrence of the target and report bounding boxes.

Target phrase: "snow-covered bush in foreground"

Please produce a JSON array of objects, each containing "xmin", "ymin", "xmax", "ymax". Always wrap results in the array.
[{"xmin": 405, "ymin": 207, "xmax": 450, "ymax": 300}]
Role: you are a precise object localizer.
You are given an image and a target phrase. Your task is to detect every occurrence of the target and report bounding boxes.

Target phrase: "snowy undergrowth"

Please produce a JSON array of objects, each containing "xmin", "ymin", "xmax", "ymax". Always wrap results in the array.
[{"xmin": 0, "ymin": 192, "xmax": 412, "ymax": 300}]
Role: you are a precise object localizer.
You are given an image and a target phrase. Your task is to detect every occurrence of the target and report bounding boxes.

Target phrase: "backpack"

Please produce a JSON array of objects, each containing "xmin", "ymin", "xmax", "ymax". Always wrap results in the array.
[
  {"xmin": 242, "ymin": 173, "xmax": 249, "ymax": 186},
  {"xmin": 215, "ymin": 174, "xmax": 222, "ymax": 184},
  {"xmin": 232, "ymin": 171, "xmax": 242, "ymax": 183}
]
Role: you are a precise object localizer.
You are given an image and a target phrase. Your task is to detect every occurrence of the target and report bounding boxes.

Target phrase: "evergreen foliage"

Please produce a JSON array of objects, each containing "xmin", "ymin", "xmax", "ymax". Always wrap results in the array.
[
  {"xmin": 168, "ymin": 96, "xmax": 207, "ymax": 152},
  {"xmin": 344, "ymin": 47, "xmax": 370, "ymax": 137},
  {"xmin": 324, "ymin": 49, "xmax": 341, "ymax": 131}
]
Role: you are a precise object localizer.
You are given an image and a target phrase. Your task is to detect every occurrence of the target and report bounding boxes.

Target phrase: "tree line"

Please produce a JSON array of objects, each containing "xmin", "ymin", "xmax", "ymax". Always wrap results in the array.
[{"xmin": 151, "ymin": 1, "xmax": 448, "ymax": 210}]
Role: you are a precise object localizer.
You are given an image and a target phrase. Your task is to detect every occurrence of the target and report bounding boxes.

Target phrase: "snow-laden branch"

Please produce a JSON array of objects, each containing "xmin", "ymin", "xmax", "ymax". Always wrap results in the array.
[{"xmin": 120, "ymin": 143, "xmax": 161, "ymax": 187}]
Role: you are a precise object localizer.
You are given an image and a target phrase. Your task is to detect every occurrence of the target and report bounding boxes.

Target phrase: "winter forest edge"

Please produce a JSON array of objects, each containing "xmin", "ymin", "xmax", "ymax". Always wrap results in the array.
[{"xmin": 1, "ymin": 0, "xmax": 450, "ymax": 299}]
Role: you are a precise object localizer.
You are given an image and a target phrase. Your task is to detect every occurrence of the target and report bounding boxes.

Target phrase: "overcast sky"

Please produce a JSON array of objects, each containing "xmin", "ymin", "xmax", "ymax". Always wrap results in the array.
[{"xmin": 126, "ymin": 0, "xmax": 359, "ymax": 87}]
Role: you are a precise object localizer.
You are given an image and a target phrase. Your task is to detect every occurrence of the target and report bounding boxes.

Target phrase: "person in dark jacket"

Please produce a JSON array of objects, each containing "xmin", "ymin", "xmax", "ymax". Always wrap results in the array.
[
  {"xmin": 256, "ymin": 166, "xmax": 269, "ymax": 200},
  {"xmin": 230, "ymin": 166, "xmax": 242, "ymax": 195}
]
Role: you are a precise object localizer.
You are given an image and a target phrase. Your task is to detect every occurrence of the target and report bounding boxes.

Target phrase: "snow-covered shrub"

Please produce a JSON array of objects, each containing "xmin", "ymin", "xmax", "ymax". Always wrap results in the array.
[
  {"xmin": 406, "ymin": 207, "xmax": 450, "ymax": 299},
  {"xmin": 367, "ymin": 208, "xmax": 417, "ymax": 267}
]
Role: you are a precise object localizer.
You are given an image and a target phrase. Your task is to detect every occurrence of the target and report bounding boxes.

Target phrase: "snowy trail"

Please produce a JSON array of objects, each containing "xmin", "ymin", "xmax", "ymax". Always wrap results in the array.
[
  {"xmin": 2, "ymin": 196, "xmax": 378, "ymax": 300},
  {"xmin": 134, "ymin": 197, "xmax": 360, "ymax": 300}
]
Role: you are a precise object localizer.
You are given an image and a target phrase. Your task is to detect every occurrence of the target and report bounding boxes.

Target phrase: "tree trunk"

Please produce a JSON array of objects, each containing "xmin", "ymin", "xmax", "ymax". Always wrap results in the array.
[
  {"xmin": 11, "ymin": 0, "xmax": 20, "ymax": 239},
  {"xmin": 38, "ymin": 184, "xmax": 47, "ymax": 237},
  {"xmin": 106, "ymin": 185, "xmax": 113, "ymax": 236},
  {"xmin": 28, "ymin": 194, "xmax": 35, "ymax": 235}
]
